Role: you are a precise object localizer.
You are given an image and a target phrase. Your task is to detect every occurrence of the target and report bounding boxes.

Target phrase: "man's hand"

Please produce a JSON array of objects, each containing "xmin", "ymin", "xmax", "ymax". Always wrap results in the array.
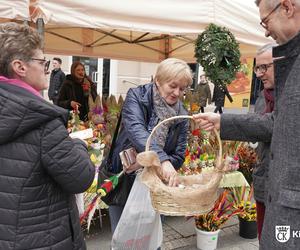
[
  {"xmin": 161, "ymin": 161, "xmax": 179, "ymax": 187},
  {"xmin": 192, "ymin": 112, "xmax": 221, "ymax": 131}
]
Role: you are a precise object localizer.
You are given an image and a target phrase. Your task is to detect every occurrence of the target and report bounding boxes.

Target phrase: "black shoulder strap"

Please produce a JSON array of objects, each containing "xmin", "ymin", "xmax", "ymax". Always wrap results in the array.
[
  {"xmin": 107, "ymin": 113, "xmax": 122, "ymax": 163},
  {"xmin": 106, "ymin": 103, "xmax": 147, "ymax": 163}
]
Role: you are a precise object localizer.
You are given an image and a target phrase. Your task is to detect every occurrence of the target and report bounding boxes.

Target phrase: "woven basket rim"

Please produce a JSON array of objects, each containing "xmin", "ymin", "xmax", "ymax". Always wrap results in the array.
[
  {"xmin": 141, "ymin": 115, "xmax": 224, "ymax": 216},
  {"xmin": 145, "ymin": 115, "xmax": 222, "ymax": 167}
]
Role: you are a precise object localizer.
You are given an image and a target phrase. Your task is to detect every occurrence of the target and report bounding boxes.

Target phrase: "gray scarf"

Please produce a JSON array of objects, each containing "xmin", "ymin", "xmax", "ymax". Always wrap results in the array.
[{"xmin": 152, "ymin": 83, "xmax": 180, "ymax": 149}]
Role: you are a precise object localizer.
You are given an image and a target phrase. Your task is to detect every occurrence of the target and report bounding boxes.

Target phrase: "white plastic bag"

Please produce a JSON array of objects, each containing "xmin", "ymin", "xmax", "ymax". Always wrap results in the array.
[
  {"xmin": 75, "ymin": 193, "xmax": 84, "ymax": 216},
  {"xmin": 112, "ymin": 174, "xmax": 163, "ymax": 250}
]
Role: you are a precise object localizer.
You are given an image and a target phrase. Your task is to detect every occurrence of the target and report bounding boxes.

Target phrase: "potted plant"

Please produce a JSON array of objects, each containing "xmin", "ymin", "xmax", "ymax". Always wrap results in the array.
[
  {"xmin": 194, "ymin": 190, "xmax": 241, "ymax": 250},
  {"xmin": 229, "ymin": 186, "xmax": 257, "ymax": 239}
]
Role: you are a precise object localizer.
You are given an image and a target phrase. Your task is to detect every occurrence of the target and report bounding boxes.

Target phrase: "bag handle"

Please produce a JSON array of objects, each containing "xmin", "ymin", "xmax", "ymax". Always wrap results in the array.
[
  {"xmin": 145, "ymin": 115, "xmax": 223, "ymax": 168},
  {"xmin": 106, "ymin": 113, "xmax": 122, "ymax": 164}
]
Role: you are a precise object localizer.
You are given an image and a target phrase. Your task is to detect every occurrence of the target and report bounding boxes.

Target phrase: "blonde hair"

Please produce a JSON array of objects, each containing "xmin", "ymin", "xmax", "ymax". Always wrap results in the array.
[
  {"xmin": 154, "ymin": 58, "xmax": 193, "ymax": 86},
  {"xmin": 0, "ymin": 22, "xmax": 42, "ymax": 77}
]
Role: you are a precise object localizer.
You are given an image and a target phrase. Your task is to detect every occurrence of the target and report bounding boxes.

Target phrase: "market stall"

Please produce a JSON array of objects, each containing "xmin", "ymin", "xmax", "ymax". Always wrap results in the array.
[{"xmin": 1, "ymin": 0, "xmax": 272, "ymax": 62}]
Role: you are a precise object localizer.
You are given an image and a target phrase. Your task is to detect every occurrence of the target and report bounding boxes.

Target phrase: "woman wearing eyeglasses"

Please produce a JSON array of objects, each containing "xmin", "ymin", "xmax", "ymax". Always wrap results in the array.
[
  {"xmin": 0, "ymin": 22, "xmax": 95, "ymax": 250},
  {"xmin": 57, "ymin": 61, "xmax": 97, "ymax": 121}
]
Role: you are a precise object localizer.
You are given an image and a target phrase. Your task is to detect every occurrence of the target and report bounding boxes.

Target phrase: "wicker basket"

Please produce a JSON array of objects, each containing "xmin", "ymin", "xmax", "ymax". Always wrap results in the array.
[{"xmin": 136, "ymin": 115, "xmax": 224, "ymax": 216}]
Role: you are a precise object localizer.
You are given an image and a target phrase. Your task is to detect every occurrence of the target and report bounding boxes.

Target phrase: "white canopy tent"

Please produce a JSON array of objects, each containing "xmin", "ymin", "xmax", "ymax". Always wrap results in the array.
[
  {"xmin": 0, "ymin": 0, "xmax": 29, "ymax": 22},
  {"xmin": 1, "ymin": 0, "xmax": 271, "ymax": 62}
]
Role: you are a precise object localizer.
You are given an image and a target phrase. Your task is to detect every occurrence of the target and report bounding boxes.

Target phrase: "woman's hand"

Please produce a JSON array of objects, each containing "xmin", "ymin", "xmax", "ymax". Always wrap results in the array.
[
  {"xmin": 70, "ymin": 101, "xmax": 81, "ymax": 111},
  {"xmin": 161, "ymin": 161, "xmax": 179, "ymax": 187}
]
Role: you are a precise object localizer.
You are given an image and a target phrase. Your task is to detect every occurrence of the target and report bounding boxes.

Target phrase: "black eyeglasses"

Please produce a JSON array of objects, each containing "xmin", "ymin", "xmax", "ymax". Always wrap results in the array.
[
  {"xmin": 31, "ymin": 58, "xmax": 50, "ymax": 73},
  {"xmin": 260, "ymin": 3, "xmax": 281, "ymax": 29},
  {"xmin": 254, "ymin": 63, "xmax": 274, "ymax": 74}
]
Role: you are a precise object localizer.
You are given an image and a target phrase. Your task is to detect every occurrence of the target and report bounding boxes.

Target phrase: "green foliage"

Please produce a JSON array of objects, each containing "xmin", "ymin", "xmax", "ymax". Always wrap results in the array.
[{"xmin": 194, "ymin": 23, "xmax": 241, "ymax": 86}]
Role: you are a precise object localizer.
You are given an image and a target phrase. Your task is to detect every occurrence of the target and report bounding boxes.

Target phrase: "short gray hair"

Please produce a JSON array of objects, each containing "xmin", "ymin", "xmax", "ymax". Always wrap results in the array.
[
  {"xmin": 255, "ymin": 0, "xmax": 279, "ymax": 8},
  {"xmin": 0, "ymin": 22, "xmax": 42, "ymax": 77},
  {"xmin": 256, "ymin": 43, "xmax": 277, "ymax": 55},
  {"xmin": 255, "ymin": 0, "xmax": 262, "ymax": 6}
]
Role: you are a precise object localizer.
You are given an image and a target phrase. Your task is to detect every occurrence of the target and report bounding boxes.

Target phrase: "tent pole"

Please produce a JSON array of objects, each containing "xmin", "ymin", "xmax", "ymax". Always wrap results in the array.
[
  {"xmin": 36, "ymin": 18, "xmax": 45, "ymax": 50},
  {"xmin": 36, "ymin": 18, "xmax": 45, "ymax": 97}
]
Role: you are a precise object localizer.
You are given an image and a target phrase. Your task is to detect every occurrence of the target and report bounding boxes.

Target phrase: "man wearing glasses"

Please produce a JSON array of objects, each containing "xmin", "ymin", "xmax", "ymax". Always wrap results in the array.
[
  {"xmin": 252, "ymin": 43, "xmax": 276, "ymax": 242},
  {"xmin": 193, "ymin": 0, "xmax": 300, "ymax": 249}
]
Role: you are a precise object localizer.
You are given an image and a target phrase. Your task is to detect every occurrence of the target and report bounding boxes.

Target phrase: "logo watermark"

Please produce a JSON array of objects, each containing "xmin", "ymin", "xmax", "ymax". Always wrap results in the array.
[
  {"xmin": 275, "ymin": 225, "xmax": 300, "ymax": 243},
  {"xmin": 275, "ymin": 226, "xmax": 290, "ymax": 243}
]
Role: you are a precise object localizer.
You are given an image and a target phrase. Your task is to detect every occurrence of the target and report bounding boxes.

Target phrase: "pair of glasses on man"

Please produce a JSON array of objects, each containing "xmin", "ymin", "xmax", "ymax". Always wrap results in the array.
[
  {"xmin": 260, "ymin": 3, "xmax": 281, "ymax": 29},
  {"xmin": 254, "ymin": 63, "xmax": 273, "ymax": 74},
  {"xmin": 31, "ymin": 58, "xmax": 50, "ymax": 73}
]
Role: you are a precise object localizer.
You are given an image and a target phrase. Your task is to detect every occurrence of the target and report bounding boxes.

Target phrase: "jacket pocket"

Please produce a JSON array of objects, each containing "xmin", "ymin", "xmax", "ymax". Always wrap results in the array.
[{"xmin": 278, "ymin": 188, "xmax": 300, "ymax": 209}]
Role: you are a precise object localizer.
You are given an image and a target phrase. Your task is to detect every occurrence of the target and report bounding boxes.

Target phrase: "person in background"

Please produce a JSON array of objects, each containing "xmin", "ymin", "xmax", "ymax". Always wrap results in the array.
[
  {"xmin": 58, "ymin": 61, "xmax": 97, "ymax": 121},
  {"xmin": 0, "ymin": 22, "xmax": 95, "ymax": 250},
  {"xmin": 212, "ymin": 84, "xmax": 233, "ymax": 113},
  {"xmin": 193, "ymin": 0, "xmax": 300, "ymax": 248},
  {"xmin": 48, "ymin": 57, "xmax": 65, "ymax": 105},
  {"xmin": 194, "ymin": 74, "xmax": 211, "ymax": 113},
  {"xmin": 252, "ymin": 43, "xmax": 276, "ymax": 241},
  {"xmin": 108, "ymin": 58, "xmax": 193, "ymax": 234}
]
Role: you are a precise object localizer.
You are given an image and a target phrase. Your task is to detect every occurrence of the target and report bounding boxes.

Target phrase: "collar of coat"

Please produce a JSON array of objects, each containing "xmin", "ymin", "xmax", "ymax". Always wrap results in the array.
[{"xmin": 273, "ymin": 31, "xmax": 300, "ymax": 59}]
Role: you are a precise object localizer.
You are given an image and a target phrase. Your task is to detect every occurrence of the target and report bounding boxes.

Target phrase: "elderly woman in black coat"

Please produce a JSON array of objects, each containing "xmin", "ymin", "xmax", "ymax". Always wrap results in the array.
[{"xmin": 0, "ymin": 23, "xmax": 95, "ymax": 250}]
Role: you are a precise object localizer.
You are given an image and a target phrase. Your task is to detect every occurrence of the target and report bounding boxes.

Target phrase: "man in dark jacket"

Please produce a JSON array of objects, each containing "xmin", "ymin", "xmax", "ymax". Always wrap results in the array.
[
  {"xmin": 212, "ymin": 84, "xmax": 233, "ymax": 113},
  {"xmin": 48, "ymin": 57, "xmax": 65, "ymax": 105},
  {"xmin": 252, "ymin": 43, "xmax": 276, "ymax": 241},
  {"xmin": 0, "ymin": 22, "xmax": 95, "ymax": 250},
  {"xmin": 194, "ymin": 74, "xmax": 211, "ymax": 113},
  {"xmin": 194, "ymin": 1, "xmax": 300, "ymax": 248}
]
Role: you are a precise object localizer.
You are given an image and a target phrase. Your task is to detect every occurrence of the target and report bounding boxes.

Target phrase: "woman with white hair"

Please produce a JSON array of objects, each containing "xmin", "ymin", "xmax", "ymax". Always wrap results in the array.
[{"xmin": 107, "ymin": 58, "xmax": 193, "ymax": 233}]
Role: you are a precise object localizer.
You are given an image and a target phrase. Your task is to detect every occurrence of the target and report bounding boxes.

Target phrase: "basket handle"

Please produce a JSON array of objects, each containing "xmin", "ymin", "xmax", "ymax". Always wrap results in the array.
[{"xmin": 145, "ymin": 115, "xmax": 222, "ymax": 167}]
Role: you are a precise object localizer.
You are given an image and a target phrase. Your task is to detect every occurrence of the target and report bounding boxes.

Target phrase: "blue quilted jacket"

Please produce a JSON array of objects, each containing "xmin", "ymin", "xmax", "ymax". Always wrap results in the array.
[{"xmin": 111, "ymin": 83, "xmax": 189, "ymax": 174}]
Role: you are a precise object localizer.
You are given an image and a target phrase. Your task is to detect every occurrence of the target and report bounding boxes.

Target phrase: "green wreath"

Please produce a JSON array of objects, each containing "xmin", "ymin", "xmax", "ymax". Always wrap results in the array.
[{"xmin": 194, "ymin": 23, "xmax": 241, "ymax": 86}]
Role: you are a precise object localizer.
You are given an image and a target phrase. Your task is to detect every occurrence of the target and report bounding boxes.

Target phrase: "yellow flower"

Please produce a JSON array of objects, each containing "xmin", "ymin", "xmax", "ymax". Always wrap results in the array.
[
  {"xmin": 90, "ymin": 154, "xmax": 97, "ymax": 164},
  {"xmin": 86, "ymin": 179, "xmax": 97, "ymax": 193}
]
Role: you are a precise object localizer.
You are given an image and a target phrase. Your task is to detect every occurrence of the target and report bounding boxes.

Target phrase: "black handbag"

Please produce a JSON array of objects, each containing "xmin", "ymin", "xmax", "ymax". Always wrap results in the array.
[
  {"xmin": 97, "ymin": 114, "xmax": 134, "ymax": 206},
  {"xmin": 98, "ymin": 162, "xmax": 134, "ymax": 206}
]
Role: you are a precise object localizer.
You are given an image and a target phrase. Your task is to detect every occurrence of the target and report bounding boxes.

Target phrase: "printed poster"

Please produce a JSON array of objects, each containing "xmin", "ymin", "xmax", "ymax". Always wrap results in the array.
[{"xmin": 224, "ymin": 58, "xmax": 254, "ymax": 109}]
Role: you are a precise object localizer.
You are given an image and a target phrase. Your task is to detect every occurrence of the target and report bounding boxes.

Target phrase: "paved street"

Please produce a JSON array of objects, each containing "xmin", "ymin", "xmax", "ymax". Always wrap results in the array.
[{"xmin": 85, "ymin": 210, "xmax": 258, "ymax": 250}]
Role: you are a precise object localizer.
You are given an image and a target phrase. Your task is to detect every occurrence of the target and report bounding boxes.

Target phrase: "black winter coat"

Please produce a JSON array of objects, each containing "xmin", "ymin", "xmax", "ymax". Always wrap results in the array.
[
  {"xmin": 212, "ymin": 85, "xmax": 233, "ymax": 107},
  {"xmin": 48, "ymin": 68, "xmax": 65, "ymax": 101},
  {"xmin": 194, "ymin": 81, "xmax": 211, "ymax": 107},
  {"xmin": 110, "ymin": 83, "xmax": 189, "ymax": 174},
  {"xmin": 58, "ymin": 75, "xmax": 97, "ymax": 121},
  {"xmin": 0, "ymin": 81, "xmax": 95, "ymax": 250}
]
